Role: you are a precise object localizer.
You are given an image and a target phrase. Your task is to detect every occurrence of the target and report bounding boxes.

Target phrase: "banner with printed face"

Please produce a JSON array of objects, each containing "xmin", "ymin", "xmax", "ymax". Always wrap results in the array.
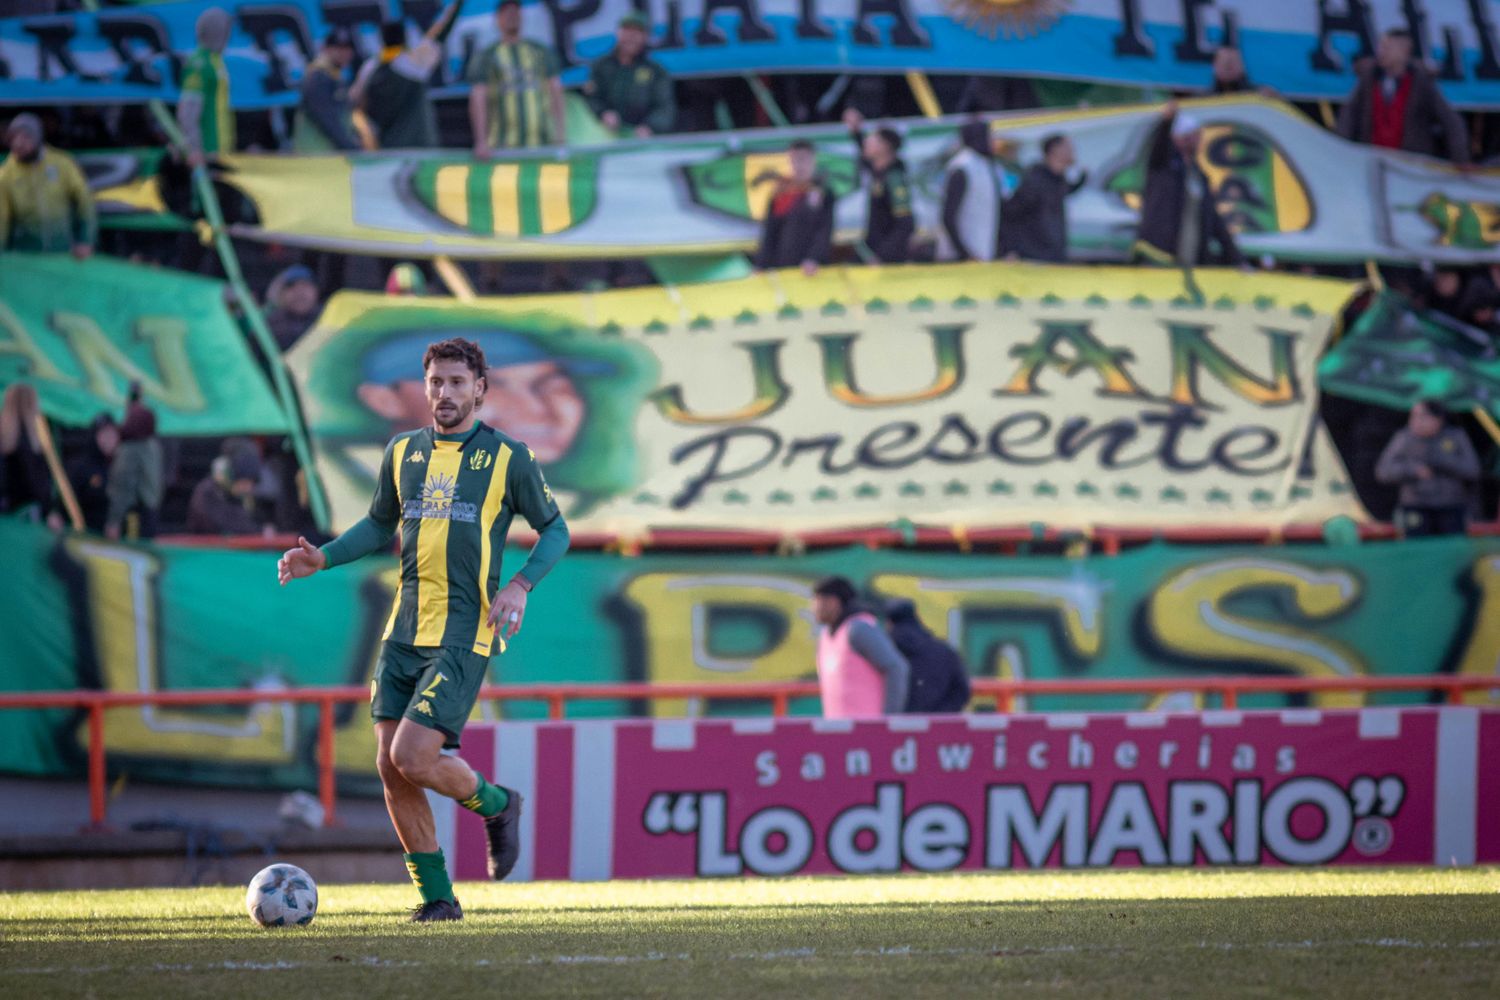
[
  {"xmin": 0, "ymin": 254, "xmax": 287, "ymax": 434},
  {"xmin": 290, "ymin": 262, "xmax": 1365, "ymax": 536},
  {"xmin": 4, "ymin": 0, "xmax": 1500, "ymax": 109},
  {"xmin": 70, "ymin": 99, "xmax": 1500, "ymax": 265},
  {"xmin": 7, "ymin": 515, "xmax": 1500, "ymax": 794},
  {"xmin": 437, "ymin": 706, "xmax": 1495, "ymax": 880}
]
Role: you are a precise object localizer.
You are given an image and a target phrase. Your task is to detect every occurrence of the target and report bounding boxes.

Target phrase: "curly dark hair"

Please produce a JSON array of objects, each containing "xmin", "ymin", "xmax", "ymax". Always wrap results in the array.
[{"xmin": 422, "ymin": 337, "xmax": 488, "ymax": 381}]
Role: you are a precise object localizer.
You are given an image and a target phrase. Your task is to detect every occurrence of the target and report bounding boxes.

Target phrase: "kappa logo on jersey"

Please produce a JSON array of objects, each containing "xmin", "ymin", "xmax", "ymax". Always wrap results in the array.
[
  {"xmin": 413, "ymin": 699, "xmax": 434, "ymax": 716},
  {"xmin": 468, "ymin": 448, "xmax": 493, "ymax": 471},
  {"xmin": 407, "ymin": 450, "xmax": 427, "ymax": 464}
]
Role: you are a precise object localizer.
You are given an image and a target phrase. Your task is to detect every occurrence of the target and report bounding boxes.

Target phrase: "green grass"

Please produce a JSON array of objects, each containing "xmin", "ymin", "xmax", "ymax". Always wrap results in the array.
[{"xmin": 3, "ymin": 869, "xmax": 1499, "ymax": 998}]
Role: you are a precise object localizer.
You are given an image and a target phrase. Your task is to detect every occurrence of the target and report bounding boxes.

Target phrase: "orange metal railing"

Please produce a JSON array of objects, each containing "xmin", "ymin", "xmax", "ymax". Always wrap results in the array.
[
  {"xmin": 155, "ymin": 522, "xmax": 1500, "ymax": 556},
  {"xmin": 0, "ymin": 675, "xmax": 1495, "ymax": 832}
]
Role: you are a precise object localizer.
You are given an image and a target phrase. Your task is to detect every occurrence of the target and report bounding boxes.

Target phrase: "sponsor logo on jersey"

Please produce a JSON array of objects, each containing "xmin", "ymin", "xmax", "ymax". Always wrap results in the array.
[
  {"xmin": 407, "ymin": 450, "xmax": 427, "ymax": 463},
  {"xmin": 405, "ymin": 473, "xmax": 478, "ymax": 522}
]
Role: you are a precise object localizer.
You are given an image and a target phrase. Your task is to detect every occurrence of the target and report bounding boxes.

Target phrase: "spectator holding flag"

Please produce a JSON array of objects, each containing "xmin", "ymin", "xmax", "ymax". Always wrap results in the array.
[
  {"xmin": 353, "ymin": 1, "xmax": 463, "ymax": 150},
  {"xmin": 1132, "ymin": 102, "xmax": 1243, "ymax": 268},
  {"xmin": 842, "ymin": 108, "xmax": 914, "ymax": 264}
]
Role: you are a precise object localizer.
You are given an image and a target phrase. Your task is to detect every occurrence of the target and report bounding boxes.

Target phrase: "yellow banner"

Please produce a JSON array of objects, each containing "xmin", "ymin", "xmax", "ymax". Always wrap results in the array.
[{"xmin": 289, "ymin": 262, "xmax": 1366, "ymax": 535}]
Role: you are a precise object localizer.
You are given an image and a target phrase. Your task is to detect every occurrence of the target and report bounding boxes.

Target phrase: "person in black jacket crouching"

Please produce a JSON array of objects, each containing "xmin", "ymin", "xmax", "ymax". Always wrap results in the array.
[{"xmin": 886, "ymin": 599, "xmax": 971, "ymax": 713}]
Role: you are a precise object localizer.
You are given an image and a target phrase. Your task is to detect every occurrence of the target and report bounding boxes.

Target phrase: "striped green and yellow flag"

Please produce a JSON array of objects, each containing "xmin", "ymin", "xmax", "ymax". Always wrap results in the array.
[{"xmin": 408, "ymin": 157, "xmax": 599, "ymax": 238}]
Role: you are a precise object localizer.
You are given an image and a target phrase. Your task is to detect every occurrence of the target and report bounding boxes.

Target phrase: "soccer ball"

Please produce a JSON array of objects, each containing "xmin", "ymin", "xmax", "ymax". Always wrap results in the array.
[{"xmin": 246, "ymin": 863, "xmax": 318, "ymax": 927}]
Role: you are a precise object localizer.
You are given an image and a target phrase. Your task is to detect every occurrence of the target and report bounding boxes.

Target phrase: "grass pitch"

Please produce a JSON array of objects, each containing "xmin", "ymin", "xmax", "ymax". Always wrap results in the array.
[{"xmin": 3, "ymin": 869, "xmax": 1498, "ymax": 998}]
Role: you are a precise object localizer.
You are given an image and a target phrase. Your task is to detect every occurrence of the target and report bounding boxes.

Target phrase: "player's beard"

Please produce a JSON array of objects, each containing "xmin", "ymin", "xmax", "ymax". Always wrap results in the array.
[{"xmin": 432, "ymin": 397, "xmax": 472, "ymax": 430}]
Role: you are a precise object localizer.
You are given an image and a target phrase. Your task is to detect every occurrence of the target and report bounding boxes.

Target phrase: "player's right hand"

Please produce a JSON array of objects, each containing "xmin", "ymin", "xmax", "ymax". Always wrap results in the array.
[{"xmin": 278, "ymin": 536, "xmax": 326, "ymax": 586}]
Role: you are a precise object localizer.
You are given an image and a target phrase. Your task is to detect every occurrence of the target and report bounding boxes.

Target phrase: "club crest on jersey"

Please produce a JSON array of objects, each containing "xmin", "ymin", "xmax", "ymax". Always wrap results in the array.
[{"xmin": 468, "ymin": 448, "xmax": 493, "ymax": 471}]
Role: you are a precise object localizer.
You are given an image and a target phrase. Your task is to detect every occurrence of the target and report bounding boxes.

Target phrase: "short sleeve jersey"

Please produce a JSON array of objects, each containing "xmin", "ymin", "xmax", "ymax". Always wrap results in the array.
[
  {"xmin": 467, "ymin": 40, "xmax": 560, "ymax": 148},
  {"xmin": 180, "ymin": 47, "xmax": 235, "ymax": 155},
  {"xmin": 368, "ymin": 421, "xmax": 561, "ymax": 655}
]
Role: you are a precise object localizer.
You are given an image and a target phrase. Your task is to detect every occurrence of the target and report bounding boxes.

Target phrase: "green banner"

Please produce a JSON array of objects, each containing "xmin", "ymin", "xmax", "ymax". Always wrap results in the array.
[
  {"xmin": 291, "ymin": 262, "xmax": 1365, "ymax": 536},
  {"xmin": 0, "ymin": 254, "xmax": 287, "ymax": 434},
  {"xmin": 1319, "ymin": 291, "xmax": 1500, "ymax": 420},
  {"xmin": 2, "ymin": 516, "xmax": 1498, "ymax": 792}
]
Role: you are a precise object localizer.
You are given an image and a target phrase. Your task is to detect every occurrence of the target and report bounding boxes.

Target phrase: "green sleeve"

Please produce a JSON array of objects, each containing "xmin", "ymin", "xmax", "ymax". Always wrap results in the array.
[
  {"xmin": 508, "ymin": 446, "xmax": 569, "ymax": 587},
  {"xmin": 465, "ymin": 46, "xmax": 493, "ymax": 85},
  {"xmin": 543, "ymin": 45, "xmax": 560, "ymax": 79},
  {"xmin": 181, "ymin": 53, "xmax": 207, "ymax": 96},
  {"xmin": 321, "ymin": 439, "xmax": 402, "ymax": 568},
  {"xmin": 0, "ymin": 170, "xmax": 12, "ymax": 248},
  {"xmin": 646, "ymin": 63, "xmax": 675, "ymax": 134},
  {"xmin": 64, "ymin": 156, "xmax": 97, "ymax": 246},
  {"xmin": 583, "ymin": 58, "xmax": 609, "ymax": 116},
  {"xmin": 889, "ymin": 165, "xmax": 913, "ymax": 218}
]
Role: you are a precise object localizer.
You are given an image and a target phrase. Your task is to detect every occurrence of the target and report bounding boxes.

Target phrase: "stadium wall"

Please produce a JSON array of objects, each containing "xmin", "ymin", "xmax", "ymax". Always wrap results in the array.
[{"xmin": 4, "ymin": 514, "xmax": 1499, "ymax": 791}]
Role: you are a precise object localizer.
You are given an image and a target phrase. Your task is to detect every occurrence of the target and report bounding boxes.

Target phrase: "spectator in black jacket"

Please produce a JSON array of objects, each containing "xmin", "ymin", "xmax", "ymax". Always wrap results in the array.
[
  {"xmin": 0, "ymin": 383, "xmax": 50, "ymax": 521},
  {"xmin": 1000, "ymin": 134, "xmax": 1083, "ymax": 263},
  {"xmin": 843, "ymin": 108, "xmax": 913, "ymax": 263},
  {"xmin": 47, "ymin": 413, "xmax": 118, "ymax": 533},
  {"xmin": 263, "ymin": 265, "xmax": 323, "ymax": 351},
  {"xmin": 1376, "ymin": 399, "xmax": 1480, "ymax": 536},
  {"xmin": 1133, "ymin": 103, "xmax": 1243, "ymax": 267},
  {"xmin": 885, "ymin": 600, "xmax": 970, "ymax": 713},
  {"xmin": 1211, "ymin": 46, "xmax": 1254, "ymax": 94},
  {"xmin": 186, "ymin": 453, "xmax": 265, "ymax": 535},
  {"xmin": 1337, "ymin": 28, "xmax": 1468, "ymax": 163},
  {"xmin": 752, "ymin": 140, "xmax": 833, "ymax": 275},
  {"xmin": 294, "ymin": 27, "xmax": 359, "ymax": 152}
]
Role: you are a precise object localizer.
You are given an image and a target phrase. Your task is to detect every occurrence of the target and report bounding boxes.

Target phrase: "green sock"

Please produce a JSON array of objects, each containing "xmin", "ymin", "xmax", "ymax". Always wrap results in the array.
[
  {"xmin": 458, "ymin": 774, "xmax": 510, "ymax": 818},
  {"xmin": 403, "ymin": 850, "xmax": 455, "ymax": 904}
]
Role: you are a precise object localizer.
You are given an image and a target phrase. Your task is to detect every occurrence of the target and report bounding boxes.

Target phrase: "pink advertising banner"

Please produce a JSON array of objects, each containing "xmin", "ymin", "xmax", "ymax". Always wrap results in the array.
[{"xmin": 434, "ymin": 707, "xmax": 1492, "ymax": 882}]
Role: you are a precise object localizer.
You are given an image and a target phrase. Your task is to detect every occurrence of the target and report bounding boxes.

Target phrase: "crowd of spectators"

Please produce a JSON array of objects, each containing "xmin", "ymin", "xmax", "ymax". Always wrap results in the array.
[{"xmin": 1, "ymin": 8, "xmax": 1497, "ymax": 537}]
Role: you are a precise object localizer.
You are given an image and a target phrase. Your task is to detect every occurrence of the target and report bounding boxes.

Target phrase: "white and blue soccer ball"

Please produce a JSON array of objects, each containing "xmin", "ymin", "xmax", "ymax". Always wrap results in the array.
[{"xmin": 246, "ymin": 863, "xmax": 318, "ymax": 928}]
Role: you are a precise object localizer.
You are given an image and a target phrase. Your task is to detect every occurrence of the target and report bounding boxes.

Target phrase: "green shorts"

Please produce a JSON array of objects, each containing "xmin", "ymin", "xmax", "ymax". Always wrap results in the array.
[{"xmin": 371, "ymin": 640, "xmax": 490, "ymax": 748}]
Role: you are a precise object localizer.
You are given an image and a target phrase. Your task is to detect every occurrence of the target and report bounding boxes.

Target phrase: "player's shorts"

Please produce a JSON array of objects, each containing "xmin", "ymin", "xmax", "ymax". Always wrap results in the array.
[{"xmin": 371, "ymin": 640, "xmax": 489, "ymax": 748}]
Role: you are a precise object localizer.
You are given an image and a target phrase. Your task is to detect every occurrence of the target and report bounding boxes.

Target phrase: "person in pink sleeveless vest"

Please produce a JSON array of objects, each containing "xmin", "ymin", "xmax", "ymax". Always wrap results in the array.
[{"xmin": 811, "ymin": 576, "xmax": 910, "ymax": 719}]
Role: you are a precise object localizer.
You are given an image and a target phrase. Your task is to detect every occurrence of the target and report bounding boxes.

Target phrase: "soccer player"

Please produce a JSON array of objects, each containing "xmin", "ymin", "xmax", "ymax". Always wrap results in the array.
[{"xmin": 278, "ymin": 337, "xmax": 569, "ymax": 922}]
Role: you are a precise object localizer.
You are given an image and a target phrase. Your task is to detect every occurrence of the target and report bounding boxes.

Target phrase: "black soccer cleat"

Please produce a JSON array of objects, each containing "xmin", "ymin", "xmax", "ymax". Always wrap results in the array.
[
  {"xmin": 484, "ymin": 787, "xmax": 524, "ymax": 880},
  {"xmin": 410, "ymin": 897, "xmax": 463, "ymax": 922}
]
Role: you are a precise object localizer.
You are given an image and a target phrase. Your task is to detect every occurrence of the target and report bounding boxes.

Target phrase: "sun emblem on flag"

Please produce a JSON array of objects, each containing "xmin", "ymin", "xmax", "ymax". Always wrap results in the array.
[{"xmin": 947, "ymin": 0, "xmax": 1069, "ymax": 39}]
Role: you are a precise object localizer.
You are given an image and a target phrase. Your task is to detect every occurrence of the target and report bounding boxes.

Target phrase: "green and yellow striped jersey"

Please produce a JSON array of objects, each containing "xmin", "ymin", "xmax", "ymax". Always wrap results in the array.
[
  {"xmin": 368, "ymin": 422, "xmax": 561, "ymax": 655},
  {"xmin": 180, "ymin": 48, "xmax": 235, "ymax": 155},
  {"xmin": 467, "ymin": 40, "xmax": 559, "ymax": 148}
]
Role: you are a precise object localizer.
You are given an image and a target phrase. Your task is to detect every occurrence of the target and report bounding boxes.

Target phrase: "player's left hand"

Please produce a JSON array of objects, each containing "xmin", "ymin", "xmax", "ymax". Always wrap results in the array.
[{"xmin": 488, "ymin": 579, "xmax": 530, "ymax": 642}]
